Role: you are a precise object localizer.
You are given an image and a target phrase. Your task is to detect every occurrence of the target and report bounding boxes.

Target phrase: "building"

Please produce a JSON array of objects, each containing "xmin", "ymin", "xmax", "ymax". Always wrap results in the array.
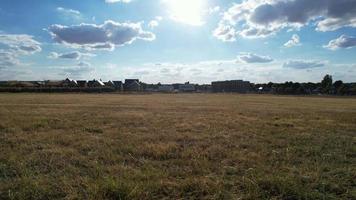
[
  {"xmin": 212, "ymin": 80, "xmax": 251, "ymax": 93},
  {"xmin": 179, "ymin": 82, "xmax": 196, "ymax": 92},
  {"xmin": 142, "ymin": 83, "xmax": 158, "ymax": 92},
  {"xmin": 31, "ymin": 81, "xmax": 45, "ymax": 87},
  {"xmin": 113, "ymin": 81, "xmax": 124, "ymax": 91},
  {"xmin": 196, "ymin": 84, "xmax": 212, "ymax": 92},
  {"xmin": 105, "ymin": 80, "xmax": 116, "ymax": 88},
  {"xmin": 124, "ymin": 79, "xmax": 141, "ymax": 91},
  {"xmin": 158, "ymin": 85, "xmax": 174, "ymax": 92},
  {"xmin": 77, "ymin": 80, "xmax": 88, "ymax": 88},
  {"xmin": 88, "ymin": 79, "xmax": 105, "ymax": 87},
  {"xmin": 62, "ymin": 78, "xmax": 78, "ymax": 87}
]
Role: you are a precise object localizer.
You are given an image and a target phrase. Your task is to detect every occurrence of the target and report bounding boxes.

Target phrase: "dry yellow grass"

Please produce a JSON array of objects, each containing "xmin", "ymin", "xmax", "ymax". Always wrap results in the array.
[{"xmin": 0, "ymin": 93, "xmax": 355, "ymax": 199}]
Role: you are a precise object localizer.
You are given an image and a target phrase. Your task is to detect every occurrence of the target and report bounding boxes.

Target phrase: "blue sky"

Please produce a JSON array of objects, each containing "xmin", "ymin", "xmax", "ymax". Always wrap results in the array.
[{"xmin": 0, "ymin": 0, "xmax": 355, "ymax": 83}]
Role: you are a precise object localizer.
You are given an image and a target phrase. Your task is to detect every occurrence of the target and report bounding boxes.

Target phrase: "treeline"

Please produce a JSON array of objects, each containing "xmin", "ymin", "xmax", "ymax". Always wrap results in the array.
[{"xmin": 253, "ymin": 75, "xmax": 356, "ymax": 95}]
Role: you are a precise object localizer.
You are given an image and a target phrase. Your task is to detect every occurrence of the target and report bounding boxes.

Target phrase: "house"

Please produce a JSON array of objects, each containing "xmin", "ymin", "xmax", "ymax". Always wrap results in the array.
[
  {"xmin": 88, "ymin": 79, "xmax": 105, "ymax": 87},
  {"xmin": 196, "ymin": 84, "xmax": 212, "ymax": 92},
  {"xmin": 31, "ymin": 81, "xmax": 45, "ymax": 87},
  {"xmin": 77, "ymin": 80, "xmax": 88, "ymax": 88},
  {"xmin": 113, "ymin": 81, "xmax": 124, "ymax": 91},
  {"xmin": 124, "ymin": 79, "xmax": 141, "ymax": 91},
  {"xmin": 105, "ymin": 80, "xmax": 116, "ymax": 88},
  {"xmin": 142, "ymin": 83, "xmax": 158, "ymax": 92},
  {"xmin": 179, "ymin": 82, "xmax": 196, "ymax": 92},
  {"xmin": 172, "ymin": 83, "xmax": 181, "ymax": 90},
  {"xmin": 158, "ymin": 85, "xmax": 174, "ymax": 92},
  {"xmin": 62, "ymin": 78, "xmax": 78, "ymax": 87}
]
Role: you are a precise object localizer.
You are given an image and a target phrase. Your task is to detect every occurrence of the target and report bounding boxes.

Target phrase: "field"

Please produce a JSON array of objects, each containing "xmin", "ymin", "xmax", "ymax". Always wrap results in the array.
[{"xmin": 0, "ymin": 93, "xmax": 355, "ymax": 199}]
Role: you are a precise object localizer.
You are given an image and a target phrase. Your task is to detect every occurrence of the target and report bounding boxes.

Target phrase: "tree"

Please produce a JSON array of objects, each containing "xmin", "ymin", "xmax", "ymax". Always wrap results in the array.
[
  {"xmin": 337, "ymin": 84, "xmax": 349, "ymax": 95},
  {"xmin": 349, "ymin": 84, "xmax": 356, "ymax": 95},
  {"xmin": 333, "ymin": 80, "xmax": 343, "ymax": 89},
  {"xmin": 321, "ymin": 74, "xmax": 333, "ymax": 94},
  {"xmin": 333, "ymin": 80, "xmax": 344, "ymax": 95}
]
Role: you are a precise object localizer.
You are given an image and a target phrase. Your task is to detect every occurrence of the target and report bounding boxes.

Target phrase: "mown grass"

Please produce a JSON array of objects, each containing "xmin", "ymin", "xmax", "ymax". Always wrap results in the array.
[{"xmin": 0, "ymin": 93, "xmax": 355, "ymax": 199}]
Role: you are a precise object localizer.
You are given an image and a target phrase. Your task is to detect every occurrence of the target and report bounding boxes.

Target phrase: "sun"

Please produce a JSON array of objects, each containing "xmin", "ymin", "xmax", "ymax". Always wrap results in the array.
[{"xmin": 164, "ymin": 0, "xmax": 206, "ymax": 26}]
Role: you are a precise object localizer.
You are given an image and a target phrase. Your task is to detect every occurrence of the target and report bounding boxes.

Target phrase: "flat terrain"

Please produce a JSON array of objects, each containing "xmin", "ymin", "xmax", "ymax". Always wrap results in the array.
[{"xmin": 0, "ymin": 93, "xmax": 355, "ymax": 199}]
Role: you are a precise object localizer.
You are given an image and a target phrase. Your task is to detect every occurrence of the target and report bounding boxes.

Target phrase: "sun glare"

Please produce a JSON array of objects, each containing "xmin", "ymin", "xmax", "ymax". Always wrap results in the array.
[{"xmin": 164, "ymin": 0, "xmax": 206, "ymax": 26}]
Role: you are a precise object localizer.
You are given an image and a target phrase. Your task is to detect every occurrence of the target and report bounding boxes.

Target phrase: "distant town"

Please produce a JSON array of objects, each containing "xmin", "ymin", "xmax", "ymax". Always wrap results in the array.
[{"xmin": 0, "ymin": 75, "xmax": 355, "ymax": 95}]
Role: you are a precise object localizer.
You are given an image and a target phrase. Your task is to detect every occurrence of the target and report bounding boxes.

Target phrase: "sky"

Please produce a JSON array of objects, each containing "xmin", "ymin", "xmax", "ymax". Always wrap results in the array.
[{"xmin": 0, "ymin": 0, "xmax": 356, "ymax": 84}]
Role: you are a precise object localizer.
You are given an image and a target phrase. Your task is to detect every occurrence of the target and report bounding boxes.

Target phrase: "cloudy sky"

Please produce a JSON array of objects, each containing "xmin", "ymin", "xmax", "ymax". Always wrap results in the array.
[{"xmin": 0, "ymin": 0, "xmax": 356, "ymax": 83}]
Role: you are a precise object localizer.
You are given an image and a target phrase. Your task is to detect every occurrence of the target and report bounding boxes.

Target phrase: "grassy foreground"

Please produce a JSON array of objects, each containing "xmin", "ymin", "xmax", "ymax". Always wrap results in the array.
[{"xmin": 0, "ymin": 93, "xmax": 355, "ymax": 199}]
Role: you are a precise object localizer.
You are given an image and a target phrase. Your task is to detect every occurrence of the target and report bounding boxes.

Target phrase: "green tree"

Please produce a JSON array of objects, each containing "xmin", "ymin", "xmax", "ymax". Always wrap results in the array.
[
  {"xmin": 321, "ymin": 74, "xmax": 333, "ymax": 94},
  {"xmin": 338, "ymin": 84, "xmax": 349, "ymax": 95},
  {"xmin": 333, "ymin": 80, "xmax": 344, "ymax": 95}
]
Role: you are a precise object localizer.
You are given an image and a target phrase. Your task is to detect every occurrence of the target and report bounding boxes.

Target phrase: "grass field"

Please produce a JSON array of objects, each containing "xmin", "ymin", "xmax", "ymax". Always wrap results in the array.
[{"xmin": 0, "ymin": 93, "xmax": 355, "ymax": 199}]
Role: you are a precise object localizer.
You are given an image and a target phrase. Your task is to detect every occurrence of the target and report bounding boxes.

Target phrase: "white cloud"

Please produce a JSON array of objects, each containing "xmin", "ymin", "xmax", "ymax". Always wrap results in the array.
[
  {"xmin": 316, "ymin": 16, "xmax": 356, "ymax": 32},
  {"xmin": 0, "ymin": 34, "xmax": 41, "ymax": 68},
  {"xmin": 0, "ymin": 67, "xmax": 33, "ymax": 81},
  {"xmin": 0, "ymin": 34, "xmax": 41, "ymax": 55},
  {"xmin": 3, "ymin": 59, "xmax": 354, "ymax": 83},
  {"xmin": 49, "ymin": 51, "xmax": 96, "ymax": 60},
  {"xmin": 48, "ymin": 20, "xmax": 155, "ymax": 51},
  {"xmin": 148, "ymin": 16, "xmax": 163, "ymax": 29},
  {"xmin": 90, "ymin": 43, "xmax": 115, "ymax": 51},
  {"xmin": 213, "ymin": 22, "xmax": 236, "ymax": 42},
  {"xmin": 284, "ymin": 34, "xmax": 301, "ymax": 48},
  {"xmin": 97, "ymin": 59, "xmax": 356, "ymax": 84},
  {"xmin": 283, "ymin": 60, "xmax": 326, "ymax": 69},
  {"xmin": 77, "ymin": 61, "xmax": 92, "ymax": 67},
  {"xmin": 160, "ymin": 68, "xmax": 170, "ymax": 74},
  {"xmin": 148, "ymin": 20, "xmax": 159, "ymax": 29},
  {"xmin": 238, "ymin": 53, "xmax": 273, "ymax": 63},
  {"xmin": 215, "ymin": 0, "xmax": 356, "ymax": 40},
  {"xmin": 59, "ymin": 62, "xmax": 94, "ymax": 78},
  {"xmin": 239, "ymin": 26, "xmax": 278, "ymax": 39},
  {"xmin": 324, "ymin": 35, "xmax": 356, "ymax": 50},
  {"xmin": 0, "ymin": 52, "xmax": 20, "ymax": 67},
  {"xmin": 134, "ymin": 70, "xmax": 150, "ymax": 76},
  {"xmin": 56, "ymin": 7, "xmax": 80, "ymax": 17}
]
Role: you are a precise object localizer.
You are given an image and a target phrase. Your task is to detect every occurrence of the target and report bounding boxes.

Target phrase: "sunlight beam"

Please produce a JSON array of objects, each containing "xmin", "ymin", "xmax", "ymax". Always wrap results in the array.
[{"xmin": 163, "ymin": 0, "xmax": 206, "ymax": 26}]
